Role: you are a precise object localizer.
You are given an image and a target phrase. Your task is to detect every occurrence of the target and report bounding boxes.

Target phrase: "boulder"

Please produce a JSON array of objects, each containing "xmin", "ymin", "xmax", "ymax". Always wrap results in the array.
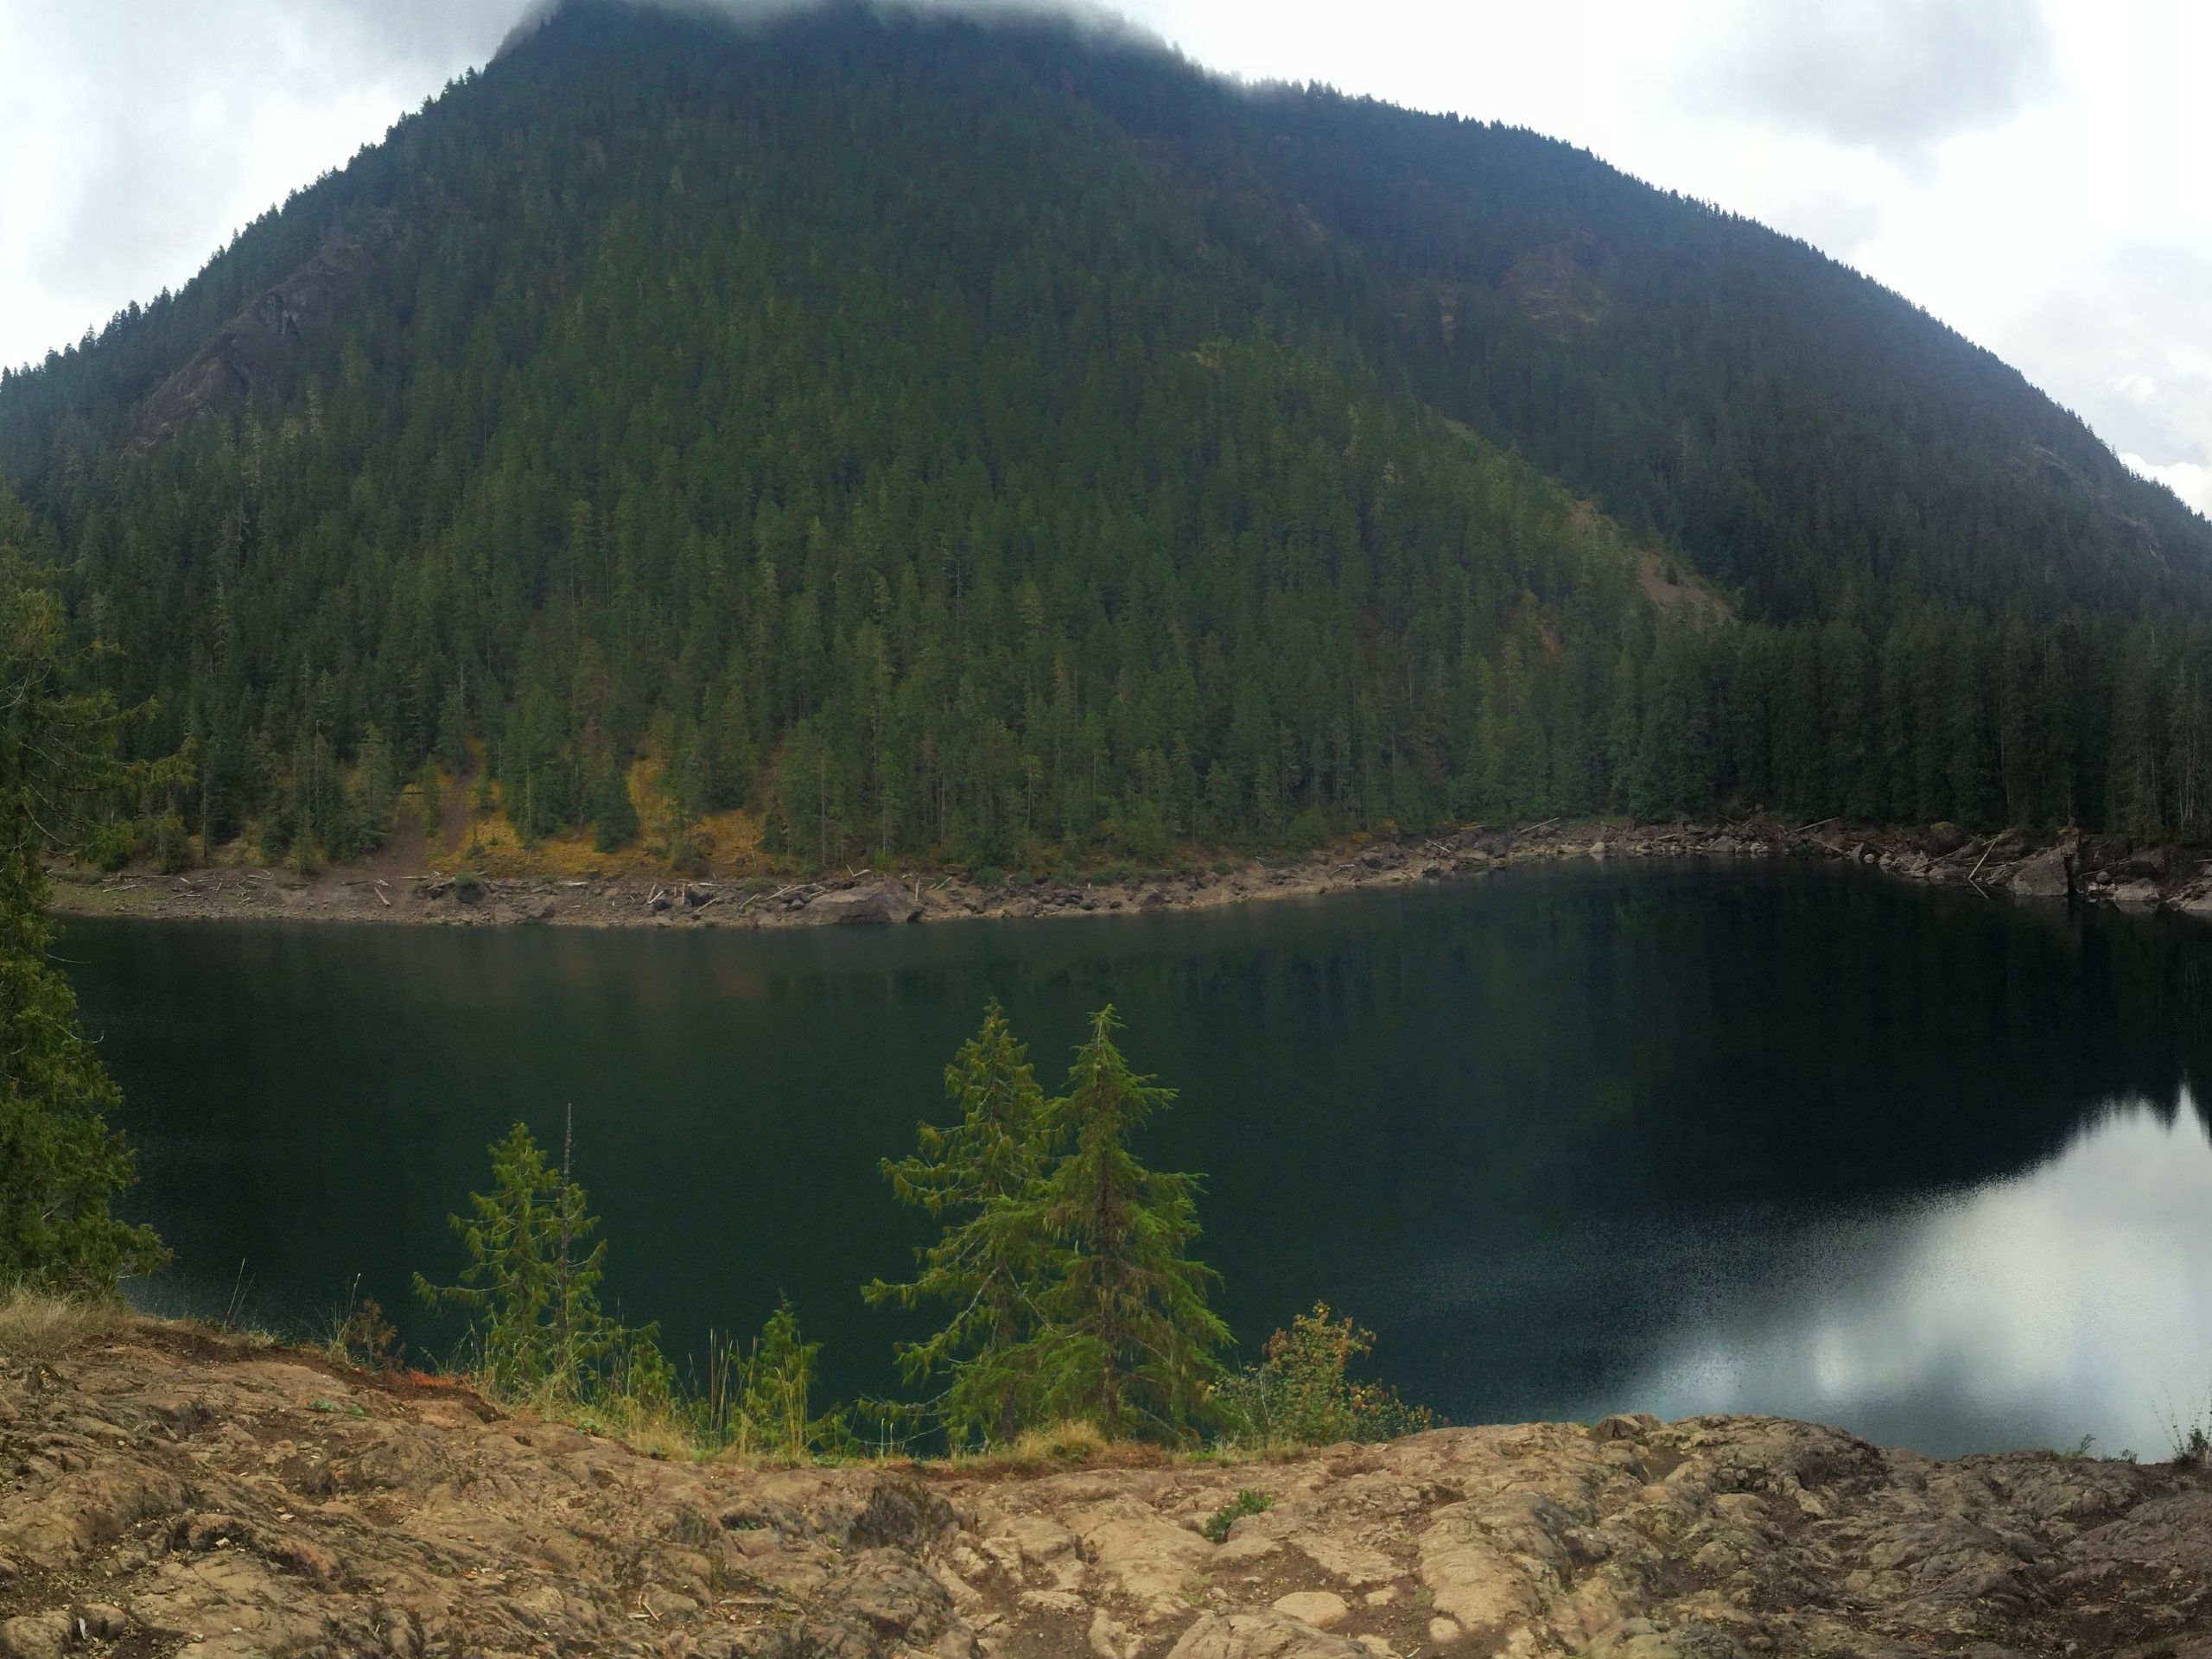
[
  {"xmin": 2107, "ymin": 880, "xmax": 2161, "ymax": 909},
  {"xmin": 1271, "ymin": 1591, "xmax": 1350, "ymax": 1629},
  {"xmin": 798, "ymin": 882, "xmax": 922, "ymax": 926},
  {"xmin": 1068, "ymin": 1496, "xmax": 1214, "ymax": 1617},
  {"xmin": 2007, "ymin": 848, "xmax": 2070, "ymax": 900}
]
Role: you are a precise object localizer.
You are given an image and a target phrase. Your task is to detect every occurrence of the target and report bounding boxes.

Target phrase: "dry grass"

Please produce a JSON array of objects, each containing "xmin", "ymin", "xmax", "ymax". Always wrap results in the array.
[
  {"xmin": 941, "ymin": 1419, "xmax": 1199, "ymax": 1478},
  {"xmin": 0, "ymin": 1287, "xmax": 135, "ymax": 1360},
  {"xmin": 1004, "ymin": 1419, "xmax": 1111, "ymax": 1465},
  {"xmin": 428, "ymin": 761, "xmax": 770, "ymax": 882}
]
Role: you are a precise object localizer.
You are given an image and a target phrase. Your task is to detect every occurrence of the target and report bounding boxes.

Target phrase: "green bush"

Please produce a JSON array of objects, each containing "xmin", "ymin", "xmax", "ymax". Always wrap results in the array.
[
  {"xmin": 1202, "ymin": 1489, "xmax": 1273, "ymax": 1543},
  {"xmin": 78, "ymin": 819, "xmax": 137, "ymax": 873},
  {"xmin": 1214, "ymin": 1304, "xmax": 1435, "ymax": 1447}
]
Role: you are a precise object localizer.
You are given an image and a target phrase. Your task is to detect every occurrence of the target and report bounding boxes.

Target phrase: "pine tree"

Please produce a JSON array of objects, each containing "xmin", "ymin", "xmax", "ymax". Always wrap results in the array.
[
  {"xmin": 348, "ymin": 723, "xmax": 397, "ymax": 851},
  {"xmin": 865, "ymin": 999, "xmax": 1054, "ymax": 1446},
  {"xmin": 0, "ymin": 508, "xmax": 168, "ymax": 1295},
  {"xmin": 733, "ymin": 1297, "xmax": 837, "ymax": 1464},
  {"xmin": 416, "ymin": 758, "xmax": 444, "ymax": 848},
  {"xmin": 413, "ymin": 1111, "xmax": 636, "ymax": 1398},
  {"xmin": 590, "ymin": 755, "xmax": 640, "ymax": 851},
  {"xmin": 1017, "ymin": 1007, "xmax": 1230, "ymax": 1440}
]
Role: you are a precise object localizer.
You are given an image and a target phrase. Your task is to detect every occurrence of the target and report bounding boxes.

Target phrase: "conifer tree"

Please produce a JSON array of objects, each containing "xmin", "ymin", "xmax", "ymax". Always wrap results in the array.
[
  {"xmin": 590, "ymin": 755, "xmax": 639, "ymax": 851},
  {"xmin": 865, "ymin": 999, "xmax": 1054, "ymax": 1445},
  {"xmin": 414, "ymin": 1111, "xmax": 636, "ymax": 1397},
  {"xmin": 416, "ymin": 758, "xmax": 444, "ymax": 848},
  {"xmin": 0, "ymin": 505, "xmax": 168, "ymax": 1295},
  {"xmin": 734, "ymin": 1297, "xmax": 835, "ymax": 1464},
  {"xmin": 348, "ymin": 723, "xmax": 397, "ymax": 851},
  {"xmin": 1019, "ymin": 1006, "xmax": 1230, "ymax": 1440}
]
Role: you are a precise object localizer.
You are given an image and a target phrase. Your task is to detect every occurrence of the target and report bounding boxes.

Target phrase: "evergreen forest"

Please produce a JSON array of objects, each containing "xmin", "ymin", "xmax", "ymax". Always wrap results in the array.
[{"xmin": 3, "ymin": 0, "xmax": 2211, "ymax": 874}]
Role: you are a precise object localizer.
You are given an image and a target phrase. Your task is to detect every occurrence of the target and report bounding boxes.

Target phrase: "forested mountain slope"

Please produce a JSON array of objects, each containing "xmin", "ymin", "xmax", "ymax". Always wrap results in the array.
[{"xmin": 3, "ymin": 0, "xmax": 2209, "ymax": 871}]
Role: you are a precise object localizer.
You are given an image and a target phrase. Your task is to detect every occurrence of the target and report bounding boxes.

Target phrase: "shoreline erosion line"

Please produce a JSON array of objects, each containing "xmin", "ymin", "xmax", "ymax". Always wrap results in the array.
[{"xmin": 42, "ymin": 817, "xmax": 2212, "ymax": 931}]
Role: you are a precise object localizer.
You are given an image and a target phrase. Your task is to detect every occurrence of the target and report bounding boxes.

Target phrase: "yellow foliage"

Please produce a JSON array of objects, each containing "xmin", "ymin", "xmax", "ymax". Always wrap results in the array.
[{"xmin": 424, "ymin": 761, "xmax": 768, "ymax": 880}]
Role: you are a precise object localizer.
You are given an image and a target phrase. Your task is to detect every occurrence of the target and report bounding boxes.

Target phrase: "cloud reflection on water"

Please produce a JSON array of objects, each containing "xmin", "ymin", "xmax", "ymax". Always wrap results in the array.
[{"xmin": 1620, "ymin": 1099, "xmax": 2212, "ymax": 1456}]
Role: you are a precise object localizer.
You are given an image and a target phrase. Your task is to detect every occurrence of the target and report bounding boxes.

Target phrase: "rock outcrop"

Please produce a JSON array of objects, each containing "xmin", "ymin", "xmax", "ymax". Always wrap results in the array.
[
  {"xmin": 2007, "ymin": 846, "xmax": 2071, "ymax": 899},
  {"xmin": 127, "ymin": 227, "xmax": 388, "ymax": 453},
  {"xmin": 5, "ymin": 1319, "xmax": 2212, "ymax": 1657},
  {"xmin": 795, "ymin": 881, "xmax": 925, "ymax": 926}
]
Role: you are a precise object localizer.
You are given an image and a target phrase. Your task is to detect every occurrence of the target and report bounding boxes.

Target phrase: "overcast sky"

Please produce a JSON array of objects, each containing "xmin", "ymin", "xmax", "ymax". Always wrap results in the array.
[{"xmin": 1, "ymin": 0, "xmax": 2207, "ymax": 512}]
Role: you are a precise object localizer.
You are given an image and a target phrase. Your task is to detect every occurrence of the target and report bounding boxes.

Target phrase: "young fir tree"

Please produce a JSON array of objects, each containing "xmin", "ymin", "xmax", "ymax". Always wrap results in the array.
[
  {"xmin": 1019, "ymin": 1006, "xmax": 1230, "ymax": 1440},
  {"xmin": 590, "ymin": 755, "xmax": 640, "ymax": 851},
  {"xmin": 737, "ymin": 1297, "xmax": 835, "ymax": 1464},
  {"xmin": 0, "ymin": 509, "xmax": 168, "ymax": 1295},
  {"xmin": 865, "ymin": 998, "xmax": 1054, "ymax": 1446},
  {"xmin": 416, "ymin": 758, "xmax": 444, "ymax": 848},
  {"xmin": 414, "ymin": 1111, "xmax": 634, "ymax": 1398},
  {"xmin": 348, "ymin": 723, "xmax": 397, "ymax": 852}
]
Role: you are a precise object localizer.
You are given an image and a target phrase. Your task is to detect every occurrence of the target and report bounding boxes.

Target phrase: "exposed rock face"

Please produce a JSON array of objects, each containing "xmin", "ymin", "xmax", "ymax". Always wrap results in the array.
[
  {"xmin": 5, "ymin": 1322, "xmax": 2212, "ymax": 1657},
  {"xmin": 1498, "ymin": 232, "xmax": 1607, "ymax": 340},
  {"xmin": 128, "ymin": 227, "xmax": 385, "ymax": 452}
]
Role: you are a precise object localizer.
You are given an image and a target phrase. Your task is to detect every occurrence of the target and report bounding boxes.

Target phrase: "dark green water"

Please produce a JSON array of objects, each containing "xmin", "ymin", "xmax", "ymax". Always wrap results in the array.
[{"xmin": 60, "ymin": 863, "xmax": 2212, "ymax": 1458}]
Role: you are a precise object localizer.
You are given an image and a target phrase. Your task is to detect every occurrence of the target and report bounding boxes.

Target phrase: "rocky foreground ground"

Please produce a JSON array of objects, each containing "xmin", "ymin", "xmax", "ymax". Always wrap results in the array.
[{"xmin": 3, "ymin": 1316, "xmax": 2210, "ymax": 1657}]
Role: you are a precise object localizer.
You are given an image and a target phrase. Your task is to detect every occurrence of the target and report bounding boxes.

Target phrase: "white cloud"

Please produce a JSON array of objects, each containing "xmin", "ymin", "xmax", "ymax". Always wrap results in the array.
[
  {"xmin": 0, "ymin": 0, "xmax": 518, "ymax": 371},
  {"xmin": 1679, "ymin": 0, "xmax": 2059, "ymax": 174},
  {"xmin": 2124, "ymin": 454, "xmax": 2212, "ymax": 516}
]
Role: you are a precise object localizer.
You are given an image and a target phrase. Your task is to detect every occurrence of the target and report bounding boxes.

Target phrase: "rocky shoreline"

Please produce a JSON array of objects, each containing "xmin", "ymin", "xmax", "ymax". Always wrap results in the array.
[
  {"xmin": 4, "ymin": 1310, "xmax": 2211, "ymax": 1658},
  {"xmin": 45, "ymin": 817, "xmax": 2212, "ymax": 932}
]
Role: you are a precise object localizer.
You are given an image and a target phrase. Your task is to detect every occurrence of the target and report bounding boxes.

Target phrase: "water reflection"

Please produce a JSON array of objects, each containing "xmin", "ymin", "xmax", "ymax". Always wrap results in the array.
[{"xmin": 1615, "ymin": 1103, "xmax": 2212, "ymax": 1455}]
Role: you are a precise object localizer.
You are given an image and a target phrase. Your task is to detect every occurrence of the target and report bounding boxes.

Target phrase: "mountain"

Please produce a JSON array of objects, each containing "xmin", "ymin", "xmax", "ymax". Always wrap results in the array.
[{"xmin": 3, "ymin": 0, "xmax": 2209, "ymax": 873}]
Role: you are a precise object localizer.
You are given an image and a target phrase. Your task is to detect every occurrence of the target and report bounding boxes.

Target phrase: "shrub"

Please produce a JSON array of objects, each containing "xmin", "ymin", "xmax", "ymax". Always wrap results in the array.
[
  {"xmin": 677, "ymin": 1300, "xmax": 848, "ymax": 1462},
  {"xmin": 324, "ymin": 1285, "xmax": 405, "ymax": 1374},
  {"xmin": 1202, "ymin": 1489, "xmax": 1272, "ymax": 1543},
  {"xmin": 2162, "ymin": 1390, "xmax": 2212, "ymax": 1468},
  {"xmin": 78, "ymin": 819, "xmax": 137, "ymax": 872},
  {"xmin": 1213, "ymin": 1303, "xmax": 1435, "ymax": 1447}
]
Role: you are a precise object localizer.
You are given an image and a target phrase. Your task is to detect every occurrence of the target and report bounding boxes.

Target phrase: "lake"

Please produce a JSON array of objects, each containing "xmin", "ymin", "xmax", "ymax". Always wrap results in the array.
[{"xmin": 60, "ymin": 861, "xmax": 2212, "ymax": 1459}]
